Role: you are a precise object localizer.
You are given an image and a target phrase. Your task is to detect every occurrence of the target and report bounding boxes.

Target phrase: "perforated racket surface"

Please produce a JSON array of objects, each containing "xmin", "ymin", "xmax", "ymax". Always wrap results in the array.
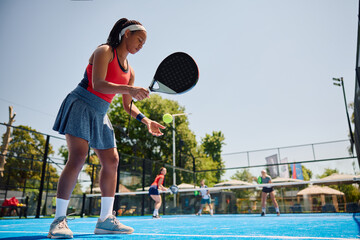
[
  {"xmin": 127, "ymin": 52, "xmax": 198, "ymax": 136},
  {"xmin": 149, "ymin": 52, "xmax": 199, "ymax": 94}
]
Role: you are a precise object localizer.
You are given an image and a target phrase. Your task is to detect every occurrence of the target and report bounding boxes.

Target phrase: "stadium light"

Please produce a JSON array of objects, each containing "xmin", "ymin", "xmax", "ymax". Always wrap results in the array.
[{"xmin": 332, "ymin": 77, "xmax": 355, "ymax": 155}]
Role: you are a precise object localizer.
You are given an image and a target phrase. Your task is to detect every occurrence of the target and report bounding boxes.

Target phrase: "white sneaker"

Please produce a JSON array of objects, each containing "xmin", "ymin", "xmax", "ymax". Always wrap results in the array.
[
  {"xmin": 47, "ymin": 216, "xmax": 73, "ymax": 239},
  {"xmin": 94, "ymin": 212, "xmax": 134, "ymax": 234}
]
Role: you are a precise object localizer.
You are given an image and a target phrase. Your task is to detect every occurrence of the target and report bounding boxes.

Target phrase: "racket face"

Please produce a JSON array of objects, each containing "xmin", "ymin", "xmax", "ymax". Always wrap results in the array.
[
  {"xmin": 170, "ymin": 185, "xmax": 179, "ymax": 194},
  {"xmin": 149, "ymin": 52, "xmax": 199, "ymax": 94}
]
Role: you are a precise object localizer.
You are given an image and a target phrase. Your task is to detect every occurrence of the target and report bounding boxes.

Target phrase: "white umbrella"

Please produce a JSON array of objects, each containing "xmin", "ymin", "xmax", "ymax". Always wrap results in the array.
[
  {"xmin": 136, "ymin": 186, "xmax": 150, "ymax": 191},
  {"xmin": 315, "ymin": 173, "xmax": 360, "ymax": 185},
  {"xmin": 214, "ymin": 180, "xmax": 252, "ymax": 187},
  {"xmin": 177, "ymin": 183, "xmax": 199, "ymax": 189},
  {"xmin": 297, "ymin": 185, "xmax": 344, "ymax": 196},
  {"xmin": 272, "ymin": 177, "xmax": 304, "ymax": 183},
  {"xmin": 320, "ymin": 173, "xmax": 359, "ymax": 181}
]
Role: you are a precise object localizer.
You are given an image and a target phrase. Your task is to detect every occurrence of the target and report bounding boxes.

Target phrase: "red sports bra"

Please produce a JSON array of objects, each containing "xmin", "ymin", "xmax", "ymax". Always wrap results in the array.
[{"xmin": 79, "ymin": 48, "xmax": 131, "ymax": 103}]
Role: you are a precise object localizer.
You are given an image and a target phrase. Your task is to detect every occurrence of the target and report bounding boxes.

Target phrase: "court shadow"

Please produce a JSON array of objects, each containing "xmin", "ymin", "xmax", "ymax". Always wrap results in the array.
[
  {"xmin": 353, "ymin": 213, "xmax": 360, "ymax": 236},
  {"xmin": 74, "ymin": 234, "xmax": 132, "ymax": 238},
  {"xmin": 76, "ymin": 234, "xmax": 131, "ymax": 238},
  {"xmin": 2, "ymin": 234, "xmax": 132, "ymax": 239}
]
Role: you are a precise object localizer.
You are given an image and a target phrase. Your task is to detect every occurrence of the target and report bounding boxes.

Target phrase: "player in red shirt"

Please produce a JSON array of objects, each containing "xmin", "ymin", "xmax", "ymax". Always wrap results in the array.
[
  {"xmin": 49, "ymin": 18, "xmax": 165, "ymax": 238},
  {"xmin": 149, "ymin": 167, "xmax": 168, "ymax": 218}
]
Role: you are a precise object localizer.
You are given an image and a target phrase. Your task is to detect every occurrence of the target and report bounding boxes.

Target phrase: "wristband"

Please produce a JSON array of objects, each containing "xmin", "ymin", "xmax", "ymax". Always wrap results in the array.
[{"xmin": 136, "ymin": 113, "xmax": 145, "ymax": 122}]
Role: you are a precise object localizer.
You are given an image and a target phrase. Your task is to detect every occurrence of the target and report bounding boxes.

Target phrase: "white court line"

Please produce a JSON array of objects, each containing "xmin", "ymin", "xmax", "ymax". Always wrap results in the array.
[
  {"xmin": 0, "ymin": 231, "xmax": 359, "ymax": 240},
  {"xmin": 133, "ymin": 233, "xmax": 360, "ymax": 240}
]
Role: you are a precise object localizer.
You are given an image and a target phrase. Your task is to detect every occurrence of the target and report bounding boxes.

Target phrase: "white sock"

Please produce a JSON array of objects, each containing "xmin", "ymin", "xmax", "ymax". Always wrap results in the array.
[
  {"xmin": 210, "ymin": 209, "xmax": 213, "ymax": 215},
  {"xmin": 55, "ymin": 198, "xmax": 70, "ymax": 219},
  {"xmin": 153, "ymin": 209, "xmax": 159, "ymax": 216},
  {"xmin": 262, "ymin": 207, "xmax": 266, "ymax": 213},
  {"xmin": 276, "ymin": 207, "xmax": 280, "ymax": 213},
  {"xmin": 198, "ymin": 208, "xmax": 203, "ymax": 214},
  {"xmin": 100, "ymin": 197, "xmax": 114, "ymax": 221}
]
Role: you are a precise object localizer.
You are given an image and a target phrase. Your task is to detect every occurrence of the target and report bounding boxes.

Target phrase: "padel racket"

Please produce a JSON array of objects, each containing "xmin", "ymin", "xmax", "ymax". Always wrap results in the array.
[
  {"xmin": 127, "ymin": 52, "xmax": 198, "ymax": 135},
  {"xmin": 148, "ymin": 52, "xmax": 199, "ymax": 94},
  {"xmin": 169, "ymin": 185, "xmax": 179, "ymax": 194}
]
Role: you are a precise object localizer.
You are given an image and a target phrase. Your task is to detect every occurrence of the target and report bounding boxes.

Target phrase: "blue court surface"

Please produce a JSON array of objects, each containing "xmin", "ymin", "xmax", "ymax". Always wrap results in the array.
[{"xmin": 0, "ymin": 213, "xmax": 359, "ymax": 240}]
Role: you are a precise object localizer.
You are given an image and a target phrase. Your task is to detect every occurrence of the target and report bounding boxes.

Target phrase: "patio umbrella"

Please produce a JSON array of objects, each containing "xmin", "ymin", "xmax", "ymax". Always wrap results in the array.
[
  {"xmin": 296, "ymin": 185, "xmax": 345, "ymax": 212},
  {"xmin": 177, "ymin": 183, "xmax": 199, "ymax": 189},
  {"xmin": 315, "ymin": 173, "xmax": 360, "ymax": 185},
  {"xmin": 272, "ymin": 177, "xmax": 304, "ymax": 183},
  {"xmin": 214, "ymin": 180, "xmax": 253, "ymax": 187},
  {"xmin": 297, "ymin": 185, "xmax": 344, "ymax": 196},
  {"xmin": 136, "ymin": 186, "xmax": 150, "ymax": 191}
]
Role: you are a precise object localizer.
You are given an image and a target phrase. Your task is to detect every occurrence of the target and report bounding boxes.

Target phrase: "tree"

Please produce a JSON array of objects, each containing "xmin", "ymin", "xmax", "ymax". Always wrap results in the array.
[
  {"xmin": 288, "ymin": 164, "xmax": 313, "ymax": 181},
  {"xmin": 201, "ymin": 131, "xmax": 225, "ymax": 181},
  {"xmin": 192, "ymin": 155, "xmax": 219, "ymax": 186},
  {"xmin": 301, "ymin": 165, "xmax": 313, "ymax": 181},
  {"xmin": 316, "ymin": 168, "xmax": 338, "ymax": 179},
  {"xmin": 0, "ymin": 106, "xmax": 16, "ymax": 177},
  {"xmin": 230, "ymin": 169, "xmax": 256, "ymax": 212},
  {"xmin": 2, "ymin": 125, "xmax": 58, "ymax": 192},
  {"xmin": 231, "ymin": 169, "xmax": 254, "ymax": 182}
]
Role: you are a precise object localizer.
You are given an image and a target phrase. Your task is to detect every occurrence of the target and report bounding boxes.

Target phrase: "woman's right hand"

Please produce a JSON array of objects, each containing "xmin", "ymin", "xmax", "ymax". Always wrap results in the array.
[{"xmin": 129, "ymin": 86, "xmax": 149, "ymax": 101}]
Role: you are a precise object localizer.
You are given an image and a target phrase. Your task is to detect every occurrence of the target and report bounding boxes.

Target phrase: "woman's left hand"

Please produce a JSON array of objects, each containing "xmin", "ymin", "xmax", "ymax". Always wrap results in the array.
[{"xmin": 145, "ymin": 120, "xmax": 166, "ymax": 136}]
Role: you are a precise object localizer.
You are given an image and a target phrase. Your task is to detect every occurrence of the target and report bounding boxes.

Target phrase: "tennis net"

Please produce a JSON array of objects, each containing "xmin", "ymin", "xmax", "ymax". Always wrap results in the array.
[{"xmin": 82, "ymin": 177, "xmax": 360, "ymax": 216}]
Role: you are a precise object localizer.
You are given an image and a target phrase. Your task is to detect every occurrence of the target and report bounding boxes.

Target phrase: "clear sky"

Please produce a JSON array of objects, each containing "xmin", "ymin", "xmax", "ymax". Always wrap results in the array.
[{"xmin": 0, "ymin": 0, "xmax": 359, "ymax": 180}]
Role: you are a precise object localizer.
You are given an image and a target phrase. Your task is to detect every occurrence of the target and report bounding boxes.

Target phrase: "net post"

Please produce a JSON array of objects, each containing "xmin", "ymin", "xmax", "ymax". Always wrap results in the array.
[
  {"xmin": 80, "ymin": 193, "xmax": 86, "ymax": 217},
  {"xmin": 141, "ymin": 158, "xmax": 145, "ymax": 216},
  {"xmin": 36, "ymin": 134, "xmax": 50, "ymax": 218},
  {"xmin": 162, "ymin": 193, "xmax": 166, "ymax": 215},
  {"xmin": 5, "ymin": 171, "xmax": 10, "ymax": 200}
]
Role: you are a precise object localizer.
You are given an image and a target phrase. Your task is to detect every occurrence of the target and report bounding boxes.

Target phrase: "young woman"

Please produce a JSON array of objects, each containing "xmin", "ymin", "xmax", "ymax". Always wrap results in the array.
[
  {"xmin": 149, "ymin": 167, "xmax": 168, "ymax": 218},
  {"xmin": 48, "ymin": 18, "xmax": 165, "ymax": 239},
  {"xmin": 259, "ymin": 170, "xmax": 280, "ymax": 216},
  {"xmin": 196, "ymin": 179, "xmax": 213, "ymax": 216}
]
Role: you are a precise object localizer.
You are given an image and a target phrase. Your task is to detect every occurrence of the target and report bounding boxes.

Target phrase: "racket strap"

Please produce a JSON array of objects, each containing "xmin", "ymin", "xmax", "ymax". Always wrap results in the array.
[{"xmin": 126, "ymin": 100, "xmax": 134, "ymax": 137}]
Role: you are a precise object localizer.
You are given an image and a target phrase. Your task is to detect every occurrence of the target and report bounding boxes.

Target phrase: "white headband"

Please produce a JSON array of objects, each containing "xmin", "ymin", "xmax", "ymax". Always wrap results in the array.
[{"xmin": 119, "ymin": 24, "xmax": 146, "ymax": 37}]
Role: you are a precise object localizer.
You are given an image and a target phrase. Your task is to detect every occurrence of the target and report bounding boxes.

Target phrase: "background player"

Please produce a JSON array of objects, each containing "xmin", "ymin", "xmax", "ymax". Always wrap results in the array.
[
  {"xmin": 258, "ymin": 169, "xmax": 280, "ymax": 216},
  {"xmin": 149, "ymin": 167, "xmax": 168, "ymax": 218},
  {"xmin": 196, "ymin": 179, "xmax": 213, "ymax": 216}
]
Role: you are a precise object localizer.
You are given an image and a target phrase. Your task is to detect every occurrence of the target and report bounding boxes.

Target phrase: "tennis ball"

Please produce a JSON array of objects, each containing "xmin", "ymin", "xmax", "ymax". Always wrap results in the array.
[{"xmin": 163, "ymin": 113, "xmax": 173, "ymax": 123}]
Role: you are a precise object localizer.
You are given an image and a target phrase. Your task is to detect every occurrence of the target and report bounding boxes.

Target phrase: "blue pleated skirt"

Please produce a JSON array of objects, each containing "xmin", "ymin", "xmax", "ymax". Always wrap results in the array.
[{"xmin": 53, "ymin": 86, "xmax": 116, "ymax": 149}]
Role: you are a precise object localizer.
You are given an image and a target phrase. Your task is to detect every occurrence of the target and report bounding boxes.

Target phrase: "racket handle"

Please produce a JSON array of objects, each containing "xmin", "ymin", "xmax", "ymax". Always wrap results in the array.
[{"xmin": 132, "ymin": 87, "xmax": 151, "ymax": 103}]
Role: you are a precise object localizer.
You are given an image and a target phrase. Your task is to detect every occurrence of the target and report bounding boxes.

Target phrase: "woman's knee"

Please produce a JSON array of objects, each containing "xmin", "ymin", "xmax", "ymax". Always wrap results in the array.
[
  {"xmin": 66, "ymin": 154, "xmax": 87, "ymax": 171},
  {"xmin": 104, "ymin": 155, "xmax": 119, "ymax": 169},
  {"xmin": 97, "ymin": 149, "xmax": 119, "ymax": 169}
]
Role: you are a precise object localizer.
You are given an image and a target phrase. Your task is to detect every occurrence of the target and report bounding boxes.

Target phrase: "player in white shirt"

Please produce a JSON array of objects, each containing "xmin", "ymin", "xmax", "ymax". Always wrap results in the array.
[{"xmin": 196, "ymin": 179, "xmax": 213, "ymax": 216}]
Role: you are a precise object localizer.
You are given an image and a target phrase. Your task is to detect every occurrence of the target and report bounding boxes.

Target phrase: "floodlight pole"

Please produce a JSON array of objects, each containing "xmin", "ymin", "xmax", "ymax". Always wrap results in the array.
[
  {"xmin": 171, "ymin": 113, "xmax": 191, "ymax": 207},
  {"xmin": 332, "ymin": 77, "xmax": 355, "ymax": 156}
]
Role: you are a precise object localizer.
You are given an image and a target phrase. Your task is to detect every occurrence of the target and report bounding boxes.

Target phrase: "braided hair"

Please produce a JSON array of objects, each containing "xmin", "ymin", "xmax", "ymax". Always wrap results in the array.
[{"xmin": 107, "ymin": 18, "xmax": 144, "ymax": 48}]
